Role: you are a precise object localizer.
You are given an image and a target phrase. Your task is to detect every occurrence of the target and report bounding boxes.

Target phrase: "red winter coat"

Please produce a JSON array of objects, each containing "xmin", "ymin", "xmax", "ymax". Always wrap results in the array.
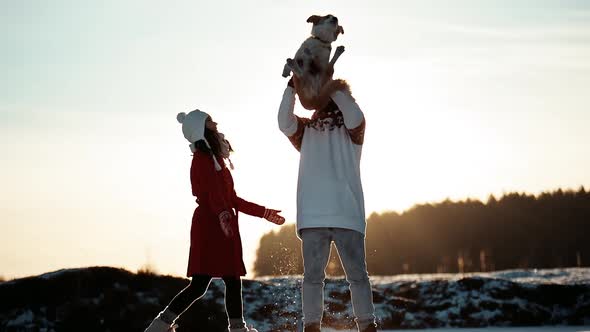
[{"xmin": 187, "ymin": 150, "xmax": 266, "ymax": 277}]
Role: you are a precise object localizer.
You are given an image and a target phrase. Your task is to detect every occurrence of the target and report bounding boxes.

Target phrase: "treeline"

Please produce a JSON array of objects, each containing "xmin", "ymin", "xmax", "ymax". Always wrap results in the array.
[{"xmin": 253, "ymin": 187, "xmax": 590, "ymax": 276}]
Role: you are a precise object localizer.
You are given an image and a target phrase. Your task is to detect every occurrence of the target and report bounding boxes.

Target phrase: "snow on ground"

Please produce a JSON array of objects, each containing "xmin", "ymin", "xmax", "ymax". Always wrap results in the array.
[
  {"xmin": 250, "ymin": 268, "xmax": 590, "ymax": 330},
  {"xmin": 1, "ymin": 267, "xmax": 588, "ymax": 331},
  {"xmin": 368, "ymin": 268, "xmax": 590, "ymax": 285},
  {"xmin": 325, "ymin": 328, "xmax": 590, "ymax": 332}
]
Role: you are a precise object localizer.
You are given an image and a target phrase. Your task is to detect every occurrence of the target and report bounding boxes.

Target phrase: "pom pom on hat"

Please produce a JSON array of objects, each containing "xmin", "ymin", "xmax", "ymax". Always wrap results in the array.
[{"xmin": 177, "ymin": 112, "xmax": 187, "ymax": 124}]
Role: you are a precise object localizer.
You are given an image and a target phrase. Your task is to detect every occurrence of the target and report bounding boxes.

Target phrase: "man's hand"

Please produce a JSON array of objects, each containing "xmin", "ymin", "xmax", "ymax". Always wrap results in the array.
[
  {"xmin": 219, "ymin": 210, "xmax": 235, "ymax": 238},
  {"xmin": 264, "ymin": 209, "xmax": 286, "ymax": 225}
]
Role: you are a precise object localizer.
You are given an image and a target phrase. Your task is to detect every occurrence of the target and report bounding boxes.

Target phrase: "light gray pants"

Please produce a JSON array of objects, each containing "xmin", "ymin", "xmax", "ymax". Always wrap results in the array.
[{"xmin": 301, "ymin": 227, "xmax": 376, "ymax": 327}]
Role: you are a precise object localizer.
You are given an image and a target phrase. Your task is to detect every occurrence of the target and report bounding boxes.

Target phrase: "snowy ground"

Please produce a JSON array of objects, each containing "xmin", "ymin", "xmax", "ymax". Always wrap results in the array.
[
  {"xmin": 1, "ymin": 267, "xmax": 589, "ymax": 331},
  {"xmin": 324, "ymin": 328, "xmax": 590, "ymax": 332},
  {"xmin": 247, "ymin": 268, "xmax": 590, "ymax": 331},
  {"xmin": 364, "ymin": 268, "xmax": 590, "ymax": 285}
]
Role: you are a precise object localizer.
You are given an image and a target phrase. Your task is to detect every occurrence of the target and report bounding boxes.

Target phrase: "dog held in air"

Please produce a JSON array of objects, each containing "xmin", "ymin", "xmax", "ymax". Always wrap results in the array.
[{"xmin": 282, "ymin": 14, "xmax": 350, "ymax": 111}]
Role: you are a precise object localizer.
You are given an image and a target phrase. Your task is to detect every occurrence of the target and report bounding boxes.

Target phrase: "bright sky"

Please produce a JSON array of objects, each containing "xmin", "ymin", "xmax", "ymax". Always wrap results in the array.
[{"xmin": 1, "ymin": 0, "xmax": 589, "ymax": 280}]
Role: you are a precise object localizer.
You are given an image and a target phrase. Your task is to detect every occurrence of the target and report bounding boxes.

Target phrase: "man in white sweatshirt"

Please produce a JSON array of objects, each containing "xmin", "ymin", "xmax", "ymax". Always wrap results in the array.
[{"xmin": 278, "ymin": 78, "xmax": 377, "ymax": 332}]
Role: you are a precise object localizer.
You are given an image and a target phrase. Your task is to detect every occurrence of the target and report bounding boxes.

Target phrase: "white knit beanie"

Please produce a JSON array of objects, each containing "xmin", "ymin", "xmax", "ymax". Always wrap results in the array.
[{"xmin": 177, "ymin": 109, "xmax": 222, "ymax": 171}]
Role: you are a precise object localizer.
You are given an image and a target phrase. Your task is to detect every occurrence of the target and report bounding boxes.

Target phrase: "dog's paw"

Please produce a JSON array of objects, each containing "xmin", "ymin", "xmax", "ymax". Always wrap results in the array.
[
  {"xmin": 282, "ymin": 64, "xmax": 291, "ymax": 78},
  {"xmin": 282, "ymin": 59, "xmax": 294, "ymax": 77},
  {"xmin": 335, "ymin": 45, "xmax": 345, "ymax": 54}
]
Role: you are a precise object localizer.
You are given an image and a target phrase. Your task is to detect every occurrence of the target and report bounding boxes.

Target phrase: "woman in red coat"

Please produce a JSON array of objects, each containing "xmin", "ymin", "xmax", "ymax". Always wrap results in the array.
[{"xmin": 144, "ymin": 109, "xmax": 285, "ymax": 332}]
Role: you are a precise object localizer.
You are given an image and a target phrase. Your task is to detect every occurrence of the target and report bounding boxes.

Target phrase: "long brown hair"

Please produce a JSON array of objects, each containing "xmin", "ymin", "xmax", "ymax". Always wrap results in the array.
[{"xmin": 193, "ymin": 128, "xmax": 233, "ymax": 158}]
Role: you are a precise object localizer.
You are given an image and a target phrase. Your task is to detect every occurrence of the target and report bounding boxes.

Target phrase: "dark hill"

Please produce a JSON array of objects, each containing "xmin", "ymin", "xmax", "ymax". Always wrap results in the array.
[{"xmin": 1, "ymin": 267, "xmax": 590, "ymax": 331}]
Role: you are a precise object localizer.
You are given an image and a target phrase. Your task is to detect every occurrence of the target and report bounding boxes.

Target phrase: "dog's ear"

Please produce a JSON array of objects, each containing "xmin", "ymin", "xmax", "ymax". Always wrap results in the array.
[
  {"xmin": 307, "ymin": 15, "xmax": 321, "ymax": 24},
  {"xmin": 333, "ymin": 26, "xmax": 344, "ymax": 40}
]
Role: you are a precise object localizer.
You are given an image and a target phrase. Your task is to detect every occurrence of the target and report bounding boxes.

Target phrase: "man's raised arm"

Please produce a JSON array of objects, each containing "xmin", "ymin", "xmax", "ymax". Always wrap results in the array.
[
  {"xmin": 331, "ymin": 90, "xmax": 365, "ymax": 145},
  {"xmin": 278, "ymin": 80, "xmax": 306, "ymax": 151}
]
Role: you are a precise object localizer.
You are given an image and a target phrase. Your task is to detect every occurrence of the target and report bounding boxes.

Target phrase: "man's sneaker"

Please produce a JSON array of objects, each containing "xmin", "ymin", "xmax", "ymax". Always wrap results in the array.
[{"xmin": 360, "ymin": 322, "xmax": 377, "ymax": 332}]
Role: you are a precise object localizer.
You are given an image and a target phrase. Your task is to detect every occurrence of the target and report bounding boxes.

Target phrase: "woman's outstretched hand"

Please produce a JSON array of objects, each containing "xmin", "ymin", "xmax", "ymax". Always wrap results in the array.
[
  {"xmin": 219, "ymin": 210, "xmax": 235, "ymax": 238},
  {"xmin": 264, "ymin": 209, "xmax": 285, "ymax": 225}
]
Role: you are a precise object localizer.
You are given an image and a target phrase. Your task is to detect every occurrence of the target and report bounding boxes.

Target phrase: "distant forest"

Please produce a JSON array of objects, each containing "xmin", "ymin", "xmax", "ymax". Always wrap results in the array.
[{"xmin": 253, "ymin": 187, "xmax": 590, "ymax": 276}]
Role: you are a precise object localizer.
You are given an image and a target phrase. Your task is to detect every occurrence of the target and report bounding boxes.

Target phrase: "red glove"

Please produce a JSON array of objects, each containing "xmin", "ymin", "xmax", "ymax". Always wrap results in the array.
[
  {"xmin": 219, "ymin": 210, "xmax": 235, "ymax": 238},
  {"xmin": 264, "ymin": 209, "xmax": 285, "ymax": 225}
]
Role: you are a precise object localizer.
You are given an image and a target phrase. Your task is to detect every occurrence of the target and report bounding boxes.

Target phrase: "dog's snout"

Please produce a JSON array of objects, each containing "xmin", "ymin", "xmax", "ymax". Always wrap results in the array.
[{"xmin": 330, "ymin": 16, "xmax": 338, "ymax": 23}]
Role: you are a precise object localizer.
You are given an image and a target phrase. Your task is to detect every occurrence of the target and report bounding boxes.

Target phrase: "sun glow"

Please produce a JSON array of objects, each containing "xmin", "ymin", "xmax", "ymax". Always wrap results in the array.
[{"xmin": 1, "ymin": 1, "xmax": 589, "ymax": 279}]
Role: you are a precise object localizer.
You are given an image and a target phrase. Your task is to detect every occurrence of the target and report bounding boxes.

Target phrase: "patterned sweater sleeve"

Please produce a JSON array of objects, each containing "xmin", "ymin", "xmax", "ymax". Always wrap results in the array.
[
  {"xmin": 190, "ymin": 152, "xmax": 232, "ymax": 217},
  {"xmin": 331, "ymin": 90, "xmax": 366, "ymax": 145},
  {"xmin": 278, "ymin": 87, "xmax": 307, "ymax": 151}
]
